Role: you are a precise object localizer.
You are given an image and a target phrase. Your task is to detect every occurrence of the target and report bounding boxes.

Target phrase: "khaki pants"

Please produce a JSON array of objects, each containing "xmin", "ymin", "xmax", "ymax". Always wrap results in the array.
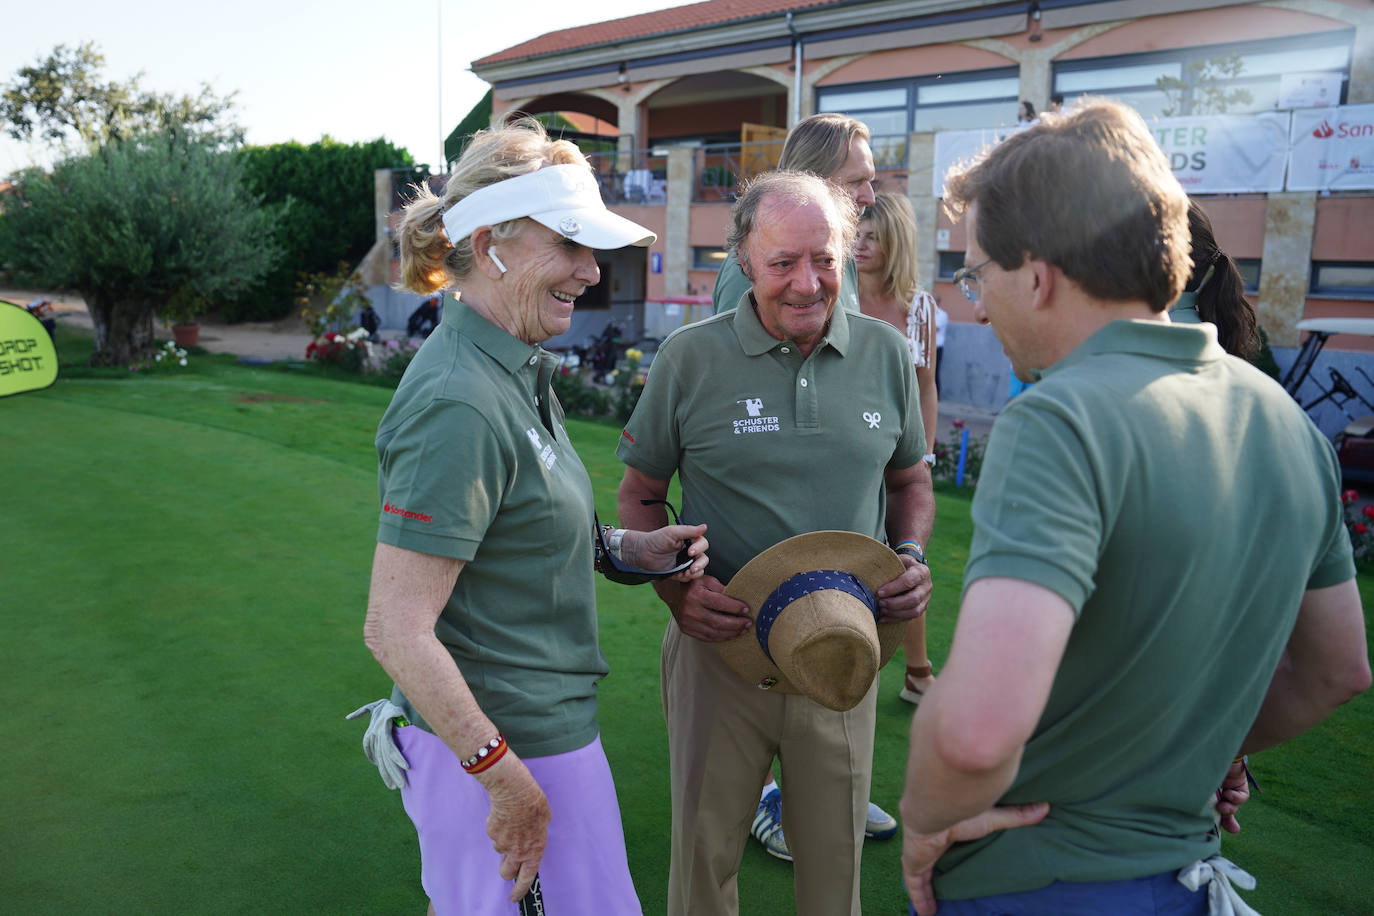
[{"xmin": 661, "ymin": 621, "xmax": 876, "ymax": 916}]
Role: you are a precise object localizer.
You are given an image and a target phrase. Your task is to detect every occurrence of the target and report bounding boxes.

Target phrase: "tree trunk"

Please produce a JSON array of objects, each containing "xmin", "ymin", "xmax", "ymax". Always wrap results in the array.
[{"xmin": 83, "ymin": 290, "xmax": 157, "ymax": 367}]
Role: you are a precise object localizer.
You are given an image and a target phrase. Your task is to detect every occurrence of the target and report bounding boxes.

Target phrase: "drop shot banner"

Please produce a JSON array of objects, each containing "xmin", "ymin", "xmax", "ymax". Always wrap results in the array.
[
  {"xmin": 0, "ymin": 301, "xmax": 59, "ymax": 398},
  {"xmin": 933, "ymin": 113, "xmax": 1289, "ymax": 197},
  {"xmin": 1287, "ymin": 103, "xmax": 1374, "ymax": 192}
]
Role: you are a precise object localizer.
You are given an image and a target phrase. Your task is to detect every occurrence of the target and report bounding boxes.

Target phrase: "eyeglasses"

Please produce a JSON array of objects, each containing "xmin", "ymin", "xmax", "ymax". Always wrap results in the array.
[
  {"xmin": 594, "ymin": 498, "xmax": 694, "ymax": 585},
  {"xmin": 954, "ymin": 258, "xmax": 993, "ymax": 305}
]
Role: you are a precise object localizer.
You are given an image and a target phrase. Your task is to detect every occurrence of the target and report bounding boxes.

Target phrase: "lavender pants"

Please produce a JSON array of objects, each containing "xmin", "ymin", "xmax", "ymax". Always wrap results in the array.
[{"xmin": 396, "ymin": 727, "xmax": 642, "ymax": 915}]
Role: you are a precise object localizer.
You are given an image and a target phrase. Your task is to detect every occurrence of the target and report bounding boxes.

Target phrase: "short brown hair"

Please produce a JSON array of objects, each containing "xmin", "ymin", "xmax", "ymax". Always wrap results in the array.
[
  {"xmin": 943, "ymin": 99, "xmax": 1189, "ymax": 311},
  {"xmin": 778, "ymin": 113, "xmax": 870, "ymax": 177}
]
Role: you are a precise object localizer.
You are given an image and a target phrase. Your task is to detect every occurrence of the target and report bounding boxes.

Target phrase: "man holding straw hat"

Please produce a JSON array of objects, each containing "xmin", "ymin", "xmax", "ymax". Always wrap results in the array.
[{"xmin": 617, "ymin": 169, "xmax": 935, "ymax": 916}]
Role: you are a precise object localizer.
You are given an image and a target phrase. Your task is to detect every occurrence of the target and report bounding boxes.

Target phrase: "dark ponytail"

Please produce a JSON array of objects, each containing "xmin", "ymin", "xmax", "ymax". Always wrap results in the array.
[{"xmin": 1186, "ymin": 200, "xmax": 1260, "ymax": 361}]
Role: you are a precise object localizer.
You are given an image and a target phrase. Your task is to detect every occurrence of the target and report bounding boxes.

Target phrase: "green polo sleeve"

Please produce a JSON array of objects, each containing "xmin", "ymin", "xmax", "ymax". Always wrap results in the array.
[
  {"xmin": 893, "ymin": 353, "xmax": 925, "ymax": 471},
  {"xmin": 377, "ymin": 399, "xmax": 508, "ymax": 561},
  {"xmin": 963, "ymin": 394, "xmax": 1102, "ymax": 613},
  {"xmin": 617, "ymin": 343, "xmax": 683, "ymax": 482},
  {"xmin": 1308, "ymin": 440, "xmax": 1357, "ymax": 589}
]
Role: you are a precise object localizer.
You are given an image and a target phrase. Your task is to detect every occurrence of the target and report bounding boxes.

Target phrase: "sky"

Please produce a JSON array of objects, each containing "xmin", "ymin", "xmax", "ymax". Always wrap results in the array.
[{"xmin": 0, "ymin": 0, "xmax": 687, "ymax": 179}]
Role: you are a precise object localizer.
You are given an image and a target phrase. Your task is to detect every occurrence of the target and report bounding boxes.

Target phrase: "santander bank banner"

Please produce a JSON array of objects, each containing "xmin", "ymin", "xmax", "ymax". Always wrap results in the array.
[{"xmin": 1287, "ymin": 103, "xmax": 1374, "ymax": 191}]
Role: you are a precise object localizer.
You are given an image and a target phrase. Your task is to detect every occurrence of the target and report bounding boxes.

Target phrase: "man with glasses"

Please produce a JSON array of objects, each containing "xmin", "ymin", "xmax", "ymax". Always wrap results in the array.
[
  {"xmin": 617, "ymin": 170, "xmax": 934, "ymax": 916},
  {"xmin": 898, "ymin": 99, "xmax": 1368, "ymax": 914}
]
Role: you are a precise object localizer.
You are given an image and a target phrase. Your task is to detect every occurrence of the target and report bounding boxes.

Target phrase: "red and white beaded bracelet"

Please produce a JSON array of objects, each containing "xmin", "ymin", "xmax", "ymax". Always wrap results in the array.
[{"xmin": 461, "ymin": 734, "xmax": 508, "ymax": 775}]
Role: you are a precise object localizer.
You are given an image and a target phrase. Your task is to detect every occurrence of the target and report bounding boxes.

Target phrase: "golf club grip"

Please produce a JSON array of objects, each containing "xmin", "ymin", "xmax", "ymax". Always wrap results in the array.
[{"xmin": 517, "ymin": 873, "xmax": 545, "ymax": 915}]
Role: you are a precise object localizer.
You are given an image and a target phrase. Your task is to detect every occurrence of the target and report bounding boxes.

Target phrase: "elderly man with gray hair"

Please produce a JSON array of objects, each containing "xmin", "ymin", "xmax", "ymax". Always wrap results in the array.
[
  {"xmin": 712, "ymin": 112, "xmax": 876, "ymax": 318},
  {"xmin": 617, "ymin": 170, "xmax": 935, "ymax": 915}
]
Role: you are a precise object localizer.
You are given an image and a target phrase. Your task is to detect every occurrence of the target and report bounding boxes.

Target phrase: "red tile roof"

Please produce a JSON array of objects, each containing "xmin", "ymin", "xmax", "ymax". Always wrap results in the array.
[{"xmin": 472, "ymin": 0, "xmax": 839, "ymax": 67}]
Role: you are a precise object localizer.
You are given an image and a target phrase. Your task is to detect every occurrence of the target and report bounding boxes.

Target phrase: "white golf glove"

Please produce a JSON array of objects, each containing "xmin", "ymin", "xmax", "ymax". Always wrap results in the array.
[{"xmin": 345, "ymin": 698, "xmax": 411, "ymax": 790}]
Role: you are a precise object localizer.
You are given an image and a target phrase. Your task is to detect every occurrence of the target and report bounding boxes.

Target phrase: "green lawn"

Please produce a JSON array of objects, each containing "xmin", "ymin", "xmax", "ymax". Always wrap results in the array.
[{"xmin": 1, "ymin": 326, "xmax": 1369, "ymax": 914}]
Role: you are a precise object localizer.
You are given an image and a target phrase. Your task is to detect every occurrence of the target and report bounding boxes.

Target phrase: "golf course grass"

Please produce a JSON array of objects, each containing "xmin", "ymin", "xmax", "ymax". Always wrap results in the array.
[{"xmin": 1, "ymin": 324, "xmax": 1369, "ymax": 914}]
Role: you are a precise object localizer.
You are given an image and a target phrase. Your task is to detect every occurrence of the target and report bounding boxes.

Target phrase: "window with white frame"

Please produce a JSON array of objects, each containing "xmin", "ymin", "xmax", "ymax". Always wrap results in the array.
[
  {"xmin": 1053, "ymin": 31, "xmax": 1351, "ymax": 118},
  {"xmin": 1311, "ymin": 262, "xmax": 1374, "ymax": 300},
  {"xmin": 817, "ymin": 67, "xmax": 1021, "ymax": 160}
]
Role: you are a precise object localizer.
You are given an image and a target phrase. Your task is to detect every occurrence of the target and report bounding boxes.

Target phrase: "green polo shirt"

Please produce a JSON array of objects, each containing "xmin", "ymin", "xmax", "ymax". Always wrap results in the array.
[
  {"xmin": 375, "ymin": 299, "xmax": 608, "ymax": 758},
  {"xmin": 1169, "ymin": 289, "xmax": 1201, "ymax": 324},
  {"xmin": 618, "ymin": 291, "xmax": 923, "ymax": 582},
  {"xmin": 936, "ymin": 320, "xmax": 1354, "ymax": 899},
  {"xmin": 711, "ymin": 249, "xmax": 861, "ymax": 317}
]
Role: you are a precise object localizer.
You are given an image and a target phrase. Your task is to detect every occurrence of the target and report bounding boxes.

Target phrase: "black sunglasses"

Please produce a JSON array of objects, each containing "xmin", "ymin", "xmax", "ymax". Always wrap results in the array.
[{"xmin": 594, "ymin": 498, "xmax": 694, "ymax": 585}]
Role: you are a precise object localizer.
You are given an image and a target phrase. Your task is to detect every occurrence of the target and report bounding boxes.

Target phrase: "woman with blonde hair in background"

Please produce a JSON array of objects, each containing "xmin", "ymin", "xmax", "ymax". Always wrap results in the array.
[{"xmin": 854, "ymin": 191, "xmax": 939, "ymax": 704}]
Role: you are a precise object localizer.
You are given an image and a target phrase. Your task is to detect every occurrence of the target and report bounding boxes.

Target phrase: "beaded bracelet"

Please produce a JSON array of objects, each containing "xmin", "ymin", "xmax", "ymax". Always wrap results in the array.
[{"xmin": 461, "ymin": 734, "xmax": 508, "ymax": 775}]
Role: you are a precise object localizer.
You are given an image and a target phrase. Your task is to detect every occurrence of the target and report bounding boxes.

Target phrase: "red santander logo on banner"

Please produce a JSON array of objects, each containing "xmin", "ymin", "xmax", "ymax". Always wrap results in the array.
[
  {"xmin": 1312, "ymin": 118, "xmax": 1374, "ymax": 140},
  {"xmin": 1290, "ymin": 104, "xmax": 1374, "ymax": 191}
]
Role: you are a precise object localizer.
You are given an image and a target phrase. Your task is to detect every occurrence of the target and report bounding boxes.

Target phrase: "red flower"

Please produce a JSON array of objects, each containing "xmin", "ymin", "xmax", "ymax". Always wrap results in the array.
[
  {"xmin": 1356, "ymin": 523, "xmax": 1368, "ymax": 534},
  {"xmin": 952, "ymin": 418, "xmax": 966, "ymax": 429},
  {"xmin": 1363, "ymin": 505, "xmax": 1374, "ymax": 519},
  {"xmin": 1342, "ymin": 489, "xmax": 1360, "ymax": 504}
]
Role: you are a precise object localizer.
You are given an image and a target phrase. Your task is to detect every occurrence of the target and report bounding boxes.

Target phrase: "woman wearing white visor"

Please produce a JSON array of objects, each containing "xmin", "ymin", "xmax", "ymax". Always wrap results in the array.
[{"xmin": 354, "ymin": 119, "xmax": 709, "ymax": 914}]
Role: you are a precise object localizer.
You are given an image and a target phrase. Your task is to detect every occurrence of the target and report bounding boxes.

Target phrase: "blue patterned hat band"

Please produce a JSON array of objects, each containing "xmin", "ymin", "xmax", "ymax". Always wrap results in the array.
[{"xmin": 755, "ymin": 569, "xmax": 879, "ymax": 664}]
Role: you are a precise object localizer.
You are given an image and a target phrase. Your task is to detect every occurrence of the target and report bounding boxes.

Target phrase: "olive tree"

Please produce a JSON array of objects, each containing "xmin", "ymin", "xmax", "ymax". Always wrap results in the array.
[
  {"xmin": 1, "ymin": 42, "xmax": 240, "ymax": 152},
  {"xmin": 0, "ymin": 133, "xmax": 279, "ymax": 365}
]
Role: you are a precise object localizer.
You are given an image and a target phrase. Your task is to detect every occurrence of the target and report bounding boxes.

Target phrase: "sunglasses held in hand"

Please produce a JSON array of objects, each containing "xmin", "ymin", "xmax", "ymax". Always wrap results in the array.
[{"xmin": 594, "ymin": 499, "xmax": 694, "ymax": 585}]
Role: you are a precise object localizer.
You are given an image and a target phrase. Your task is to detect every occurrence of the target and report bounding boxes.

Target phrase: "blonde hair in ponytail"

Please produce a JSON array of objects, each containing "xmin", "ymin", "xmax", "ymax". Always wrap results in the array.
[{"xmin": 396, "ymin": 116, "xmax": 590, "ymax": 293}]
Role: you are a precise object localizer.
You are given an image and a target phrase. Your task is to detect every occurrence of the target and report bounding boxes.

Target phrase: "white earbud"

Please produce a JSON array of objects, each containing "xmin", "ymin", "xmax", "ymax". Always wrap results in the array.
[{"xmin": 489, "ymin": 249, "xmax": 508, "ymax": 275}]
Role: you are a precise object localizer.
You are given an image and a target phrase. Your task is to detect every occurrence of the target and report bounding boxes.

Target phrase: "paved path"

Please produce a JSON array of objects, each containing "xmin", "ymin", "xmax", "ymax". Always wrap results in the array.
[{"xmin": 3, "ymin": 287, "xmax": 315, "ymax": 363}]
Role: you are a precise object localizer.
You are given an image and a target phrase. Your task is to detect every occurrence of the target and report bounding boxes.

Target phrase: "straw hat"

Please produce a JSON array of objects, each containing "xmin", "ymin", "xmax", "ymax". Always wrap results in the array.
[{"xmin": 719, "ymin": 531, "xmax": 908, "ymax": 712}]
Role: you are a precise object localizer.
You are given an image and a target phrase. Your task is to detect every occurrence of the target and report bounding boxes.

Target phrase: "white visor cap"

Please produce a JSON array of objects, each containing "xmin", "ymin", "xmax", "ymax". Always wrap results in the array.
[{"xmin": 442, "ymin": 163, "xmax": 656, "ymax": 251}]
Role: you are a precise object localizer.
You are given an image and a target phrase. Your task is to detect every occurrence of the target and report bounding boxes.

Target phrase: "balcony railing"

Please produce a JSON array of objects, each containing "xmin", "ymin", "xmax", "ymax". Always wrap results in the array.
[
  {"xmin": 584, "ymin": 149, "xmax": 670, "ymax": 206},
  {"xmin": 394, "ymin": 133, "xmax": 916, "ymax": 213}
]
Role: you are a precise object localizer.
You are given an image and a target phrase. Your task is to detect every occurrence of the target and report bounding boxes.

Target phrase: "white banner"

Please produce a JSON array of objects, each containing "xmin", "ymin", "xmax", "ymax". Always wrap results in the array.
[
  {"xmin": 1287, "ymin": 104, "xmax": 1374, "ymax": 191},
  {"xmin": 1147, "ymin": 113, "xmax": 1289, "ymax": 193},
  {"xmin": 931, "ymin": 126, "xmax": 1023, "ymax": 197},
  {"xmin": 933, "ymin": 113, "xmax": 1290, "ymax": 196}
]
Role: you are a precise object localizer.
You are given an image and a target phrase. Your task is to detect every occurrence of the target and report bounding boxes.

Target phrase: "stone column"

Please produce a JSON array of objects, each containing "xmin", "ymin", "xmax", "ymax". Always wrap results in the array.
[
  {"xmin": 1258, "ymin": 192, "xmax": 1317, "ymax": 347},
  {"xmin": 664, "ymin": 147, "xmax": 694, "ymax": 297},
  {"xmin": 906, "ymin": 132, "xmax": 940, "ymax": 292},
  {"xmin": 1018, "ymin": 51, "xmax": 1053, "ymax": 113},
  {"xmin": 1349, "ymin": 15, "xmax": 1374, "ymax": 103},
  {"xmin": 615, "ymin": 95, "xmax": 641, "ymax": 172}
]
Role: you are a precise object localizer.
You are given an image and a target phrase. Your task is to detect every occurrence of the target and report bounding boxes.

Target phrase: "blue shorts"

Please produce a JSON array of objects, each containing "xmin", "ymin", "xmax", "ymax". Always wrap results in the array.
[
  {"xmin": 914, "ymin": 870, "xmax": 1206, "ymax": 915},
  {"xmin": 397, "ymin": 727, "xmax": 642, "ymax": 915}
]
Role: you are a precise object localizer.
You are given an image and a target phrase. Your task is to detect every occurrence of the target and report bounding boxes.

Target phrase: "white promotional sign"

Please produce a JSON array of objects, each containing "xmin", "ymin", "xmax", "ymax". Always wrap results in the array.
[
  {"xmin": 1278, "ymin": 72, "xmax": 1342, "ymax": 109},
  {"xmin": 1146, "ymin": 113, "xmax": 1289, "ymax": 193},
  {"xmin": 931, "ymin": 126, "xmax": 1022, "ymax": 197},
  {"xmin": 934, "ymin": 113, "xmax": 1290, "ymax": 196},
  {"xmin": 1287, "ymin": 104, "xmax": 1374, "ymax": 191}
]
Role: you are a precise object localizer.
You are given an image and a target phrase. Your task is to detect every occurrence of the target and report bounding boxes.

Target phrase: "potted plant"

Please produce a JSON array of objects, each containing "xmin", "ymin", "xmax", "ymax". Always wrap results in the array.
[
  {"xmin": 700, "ymin": 166, "xmax": 736, "ymax": 201},
  {"xmin": 162, "ymin": 290, "xmax": 209, "ymax": 348}
]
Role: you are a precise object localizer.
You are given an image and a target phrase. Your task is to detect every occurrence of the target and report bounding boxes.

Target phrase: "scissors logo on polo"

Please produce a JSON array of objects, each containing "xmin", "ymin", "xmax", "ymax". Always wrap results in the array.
[
  {"xmin": 525, "ymin": 427, "xmax": 558, "ymax": 469},
  {"xmin": 734, "ymin": 397, "xmax": 779, "ymax": 435}
]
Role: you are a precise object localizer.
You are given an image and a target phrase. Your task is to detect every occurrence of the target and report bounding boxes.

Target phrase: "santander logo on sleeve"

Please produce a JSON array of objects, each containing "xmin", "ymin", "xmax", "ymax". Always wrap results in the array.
[{"xmin": 384, "ymin": 502, "xmax": 433, "ymax": 523}]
